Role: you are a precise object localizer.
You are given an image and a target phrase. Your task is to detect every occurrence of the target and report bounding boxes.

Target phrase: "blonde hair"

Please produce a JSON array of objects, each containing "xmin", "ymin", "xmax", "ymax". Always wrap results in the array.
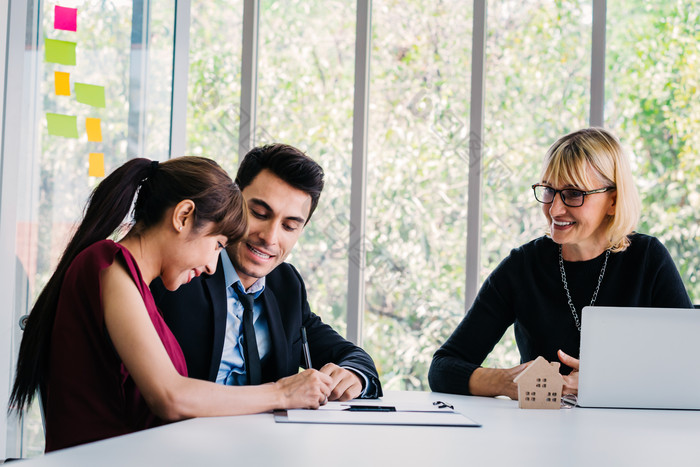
[{"xmin": 540, "ymin": 127, "xmax": 640, "ymax": 252}]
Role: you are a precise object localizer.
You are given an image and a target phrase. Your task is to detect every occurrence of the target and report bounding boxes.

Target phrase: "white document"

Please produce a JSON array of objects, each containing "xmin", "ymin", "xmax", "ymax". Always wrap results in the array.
[
  {"xmin": 274, "ymin": 401, "xmax": 480, "ymax": 427},
  {"xmin": 316, "ymin": 401, "xmax": 456, "ymax": 413}
]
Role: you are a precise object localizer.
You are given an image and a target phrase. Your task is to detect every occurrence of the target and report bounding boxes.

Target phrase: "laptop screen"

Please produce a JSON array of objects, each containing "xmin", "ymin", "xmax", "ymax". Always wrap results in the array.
[{"xmin": 577, "ymin": 306, "xmax": 700, "ymax": 410}]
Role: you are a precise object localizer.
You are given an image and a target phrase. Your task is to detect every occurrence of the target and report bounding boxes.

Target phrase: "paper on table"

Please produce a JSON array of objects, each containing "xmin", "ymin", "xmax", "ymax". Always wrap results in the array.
[
  {"xmin": 274, "ymin": 409, "xmax": 480, "ymax": 427},
  {"xmin": 317, "ymin": 401, "xmax": 456, "ymax": 413},
  {"xmin": 276, "ymin": 399, "xmax": 480, "ymax": 427}
]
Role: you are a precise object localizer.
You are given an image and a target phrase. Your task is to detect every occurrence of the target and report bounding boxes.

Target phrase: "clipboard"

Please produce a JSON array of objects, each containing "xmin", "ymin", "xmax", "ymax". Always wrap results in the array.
[{"xmin": 273, "ymin": 400, "xmax": 481, "ymax": 427}]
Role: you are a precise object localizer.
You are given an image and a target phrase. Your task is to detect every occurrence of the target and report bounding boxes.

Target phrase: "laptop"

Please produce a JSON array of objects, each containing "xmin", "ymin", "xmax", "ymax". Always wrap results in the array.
[{"xmin": 577, "ymin": 306, "xmax": 700, "ymax": 410}]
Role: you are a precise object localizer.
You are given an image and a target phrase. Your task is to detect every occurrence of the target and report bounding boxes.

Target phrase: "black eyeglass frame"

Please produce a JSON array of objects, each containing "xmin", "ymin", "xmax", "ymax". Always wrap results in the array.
[{"xmin": 531, "ymin": 184, "xmax": 615, "ymax": 208}]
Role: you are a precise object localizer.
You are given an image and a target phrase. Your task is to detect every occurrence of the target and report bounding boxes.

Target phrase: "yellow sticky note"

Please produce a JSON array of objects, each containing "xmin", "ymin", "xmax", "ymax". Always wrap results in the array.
[
  {"xmin": 55, "ymin": 71, "xmax": 70, "ymax": 96},
  {"xmin": 89, "ymin": 153, "xmax": 105, "ymax": 177},
  {"xmin": 86, "ymin": 118, "xmax": 102, "ymax": 142}
]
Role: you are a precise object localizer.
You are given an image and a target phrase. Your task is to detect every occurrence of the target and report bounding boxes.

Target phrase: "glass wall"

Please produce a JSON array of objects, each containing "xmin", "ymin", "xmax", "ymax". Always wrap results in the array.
[
  {"xmin": 365, "ymin": 0, "xmax": 472, "ymax": 390},
  {"xmin": 480, "ymin": 0, "xmax": 591, "ymax": 368},
  {"xmin": 186, "ymin": 0, "xmax": 244, "ymax": 176},
  {"xmin": 144, "ymin": 1, "xmax": 176, "ymax": 157},
  {"xmin": 256, "ymin": 0, "xmax": 357, "ymax": 335},
  {"xmin": 179, "ymin": 0, "xmax": 699, "ymax": 395},
  {"xmin": 8, "ymin": 0, "xmax": 175, "ymax": 455},
  {"xmin": 606, "ymin": 0, "xmax": 699, "ymax": 302}
]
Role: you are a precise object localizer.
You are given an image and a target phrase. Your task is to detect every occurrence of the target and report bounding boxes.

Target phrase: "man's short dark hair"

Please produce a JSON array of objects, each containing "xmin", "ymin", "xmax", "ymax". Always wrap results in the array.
[{"xmin": 236, "ymin": 144, "xmax": 325, "ymax": 224}]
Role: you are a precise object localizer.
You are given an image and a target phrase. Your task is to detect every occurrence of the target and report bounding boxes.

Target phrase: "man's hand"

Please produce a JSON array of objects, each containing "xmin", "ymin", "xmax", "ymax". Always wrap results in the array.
[
  {"xmin": 558, "ymin": 349, "xmax": 579, "ymax": 395},
  {"xmin": 319, "ymin": 363, "xmax": 363, "ymax": 401},
  {"xmin": 275, "ymin": 369, "xmax": 333, "ymax": 409}
]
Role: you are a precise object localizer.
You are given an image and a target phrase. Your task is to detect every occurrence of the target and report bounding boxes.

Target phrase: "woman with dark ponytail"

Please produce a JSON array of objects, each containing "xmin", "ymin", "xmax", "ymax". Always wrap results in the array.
[{"xmin": 9, "ymin": 156, "xmax": 333, "ymax": 452}]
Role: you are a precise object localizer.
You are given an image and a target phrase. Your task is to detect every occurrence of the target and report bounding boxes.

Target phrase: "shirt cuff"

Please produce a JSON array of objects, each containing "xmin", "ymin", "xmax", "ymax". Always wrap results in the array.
[{"xmin": 341, "ymin": 366, "xmax": 370, "ymax": 398}]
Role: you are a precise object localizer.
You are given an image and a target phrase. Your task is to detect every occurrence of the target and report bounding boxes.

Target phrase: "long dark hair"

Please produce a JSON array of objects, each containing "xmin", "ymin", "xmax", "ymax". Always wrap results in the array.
[{"xmin": 9, "ymin": 156, "xmax": 247, "ymax": 413}]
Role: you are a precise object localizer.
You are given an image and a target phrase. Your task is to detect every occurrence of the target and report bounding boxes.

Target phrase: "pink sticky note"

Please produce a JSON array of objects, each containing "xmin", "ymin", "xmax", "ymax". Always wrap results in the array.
[{"xmin": 54, "ymin": 6, "xmax": 77, "ymax": 32}]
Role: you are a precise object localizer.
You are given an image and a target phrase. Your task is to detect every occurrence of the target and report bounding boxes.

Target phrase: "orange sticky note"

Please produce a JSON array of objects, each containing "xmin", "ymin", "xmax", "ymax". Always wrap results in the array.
[
  {"xmin": 86, "ymin": 118, "xmax": 102, "ymax": 142},
  {"xmin": 89, "ymin": 153, "xmax": 105, "ymax": 177},
  {"xmin": 54, "ymin": 71, "xmax": 70, "ymax": 96}
]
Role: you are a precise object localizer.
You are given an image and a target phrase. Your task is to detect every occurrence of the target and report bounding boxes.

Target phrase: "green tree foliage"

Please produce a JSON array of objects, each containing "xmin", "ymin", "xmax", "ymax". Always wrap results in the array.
[
  {"xmin": 256, "ymin": 0, "xmax": 358, "ymax": 336},
  {"xmin": 359, "ymin": 0, "xmax": 473, "ymax": 390},
  {"xmin": 186, "ymin": 0, "xmax": 243, "ymax": 177},
  {"xmin": 480, "ymin": 0, "xmax": 592, "ymax": 370},
  {"xmin": 607, "ymin": 0, "xmax": 699, "ymax": 301},
  {"xmin": 187, "ymin": 0, "xmax": 698, "ymax": 391}
]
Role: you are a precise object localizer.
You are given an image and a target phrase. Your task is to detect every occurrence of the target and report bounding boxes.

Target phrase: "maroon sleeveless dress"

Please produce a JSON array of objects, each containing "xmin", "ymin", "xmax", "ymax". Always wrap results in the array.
[{"xmin": 45, "ymin": 240, "xmax": 187, "ymax": 451}]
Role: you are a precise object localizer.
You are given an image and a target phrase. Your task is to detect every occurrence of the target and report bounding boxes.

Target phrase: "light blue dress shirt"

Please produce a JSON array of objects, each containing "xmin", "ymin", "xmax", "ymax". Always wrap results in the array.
[
  {"xmin": 216, "ymin": 250, "xmax": 270, "ymax": 386},
  {"xmin": 216, "ymin": 250, "xmax": 370, "ymax": 395}
]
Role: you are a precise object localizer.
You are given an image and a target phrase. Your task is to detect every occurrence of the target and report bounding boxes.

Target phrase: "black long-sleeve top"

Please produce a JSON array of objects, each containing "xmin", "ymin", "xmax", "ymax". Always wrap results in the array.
[{"xmin": 429, "ymin": 234, "xmax": 694, "ymax": 395}]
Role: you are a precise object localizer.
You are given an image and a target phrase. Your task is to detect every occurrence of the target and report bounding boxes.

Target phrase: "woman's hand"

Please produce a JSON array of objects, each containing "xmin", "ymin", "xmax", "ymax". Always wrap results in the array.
[
  {"xmin": 469, "ymin": 361, "xmax": 533, "ymax": 399},
  {"xmin": 274, "ymin": 369, "xmax": 333, "ymax": 409},
  {"xmin": 557, "ymin": 349, "xmax": 579, "ymax": 395}
]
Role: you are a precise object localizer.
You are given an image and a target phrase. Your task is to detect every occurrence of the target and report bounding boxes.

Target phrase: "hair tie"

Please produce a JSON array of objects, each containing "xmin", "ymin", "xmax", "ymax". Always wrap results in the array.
[{"xmin": 149, "ymin": 160, "xmax": 159, "ymax": 178}]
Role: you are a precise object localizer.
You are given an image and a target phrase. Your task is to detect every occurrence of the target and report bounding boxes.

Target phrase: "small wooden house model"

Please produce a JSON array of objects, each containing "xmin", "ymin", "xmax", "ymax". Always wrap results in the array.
[{"xmin": 513, "ymin": 356, "xmax": 565, "ymax": 409}]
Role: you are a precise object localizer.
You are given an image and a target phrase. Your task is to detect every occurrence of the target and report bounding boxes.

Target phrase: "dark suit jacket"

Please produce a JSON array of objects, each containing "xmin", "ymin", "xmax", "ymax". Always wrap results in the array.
[{"xmin": 151, "ymin": 258, "xmax": 382, "ymax": 398}]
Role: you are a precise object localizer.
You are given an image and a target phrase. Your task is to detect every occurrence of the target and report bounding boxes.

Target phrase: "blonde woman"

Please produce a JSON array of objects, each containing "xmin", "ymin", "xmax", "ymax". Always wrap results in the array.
[{"xmin": 429, "ymin": 128, "xmax": 693, "ymax": 399}]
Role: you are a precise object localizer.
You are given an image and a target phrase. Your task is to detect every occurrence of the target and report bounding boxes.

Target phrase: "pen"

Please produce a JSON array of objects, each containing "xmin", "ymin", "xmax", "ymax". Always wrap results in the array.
[
  {"xmin": 345, "ymin": 405, "xmax": 396, "ymax": 412},
  {"xmin": 300, "ymin": 326, "xmax": 312, "ymax": 369}
]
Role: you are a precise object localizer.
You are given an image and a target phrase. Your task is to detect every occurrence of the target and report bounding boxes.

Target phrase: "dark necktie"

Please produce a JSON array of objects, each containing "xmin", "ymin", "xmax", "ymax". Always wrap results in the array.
[{"xmin": 233, "ymin": 286, "xmax": 262, "ymax": 385}]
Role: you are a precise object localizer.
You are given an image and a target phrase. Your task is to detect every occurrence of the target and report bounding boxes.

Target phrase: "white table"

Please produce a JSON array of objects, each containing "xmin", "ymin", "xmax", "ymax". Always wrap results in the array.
[{"xmin": 18, "ymin": 390, "xmax": 700, "ymax": 466}]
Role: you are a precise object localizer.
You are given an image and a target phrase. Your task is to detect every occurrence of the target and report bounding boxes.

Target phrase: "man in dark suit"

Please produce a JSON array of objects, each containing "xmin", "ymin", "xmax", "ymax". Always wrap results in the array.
[{"xmin": 152, "ymin": 144, "xmax": 381, "ymax": 402}]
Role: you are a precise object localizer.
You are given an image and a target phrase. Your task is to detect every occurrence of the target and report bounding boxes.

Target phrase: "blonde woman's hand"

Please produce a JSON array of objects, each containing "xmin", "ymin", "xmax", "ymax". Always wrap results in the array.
[
  {"xmin": 469, "ymin": 361, "xmax": 533, "ymax": 400},
  {"xmin": 558, "ymin": 349, "xmax": 579, "ymax": 395}
]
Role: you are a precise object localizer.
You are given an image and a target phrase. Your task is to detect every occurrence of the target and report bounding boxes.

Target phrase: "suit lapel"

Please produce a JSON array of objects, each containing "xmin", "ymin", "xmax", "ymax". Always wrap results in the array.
[
  {"xmin": 261, "ymin": 288, "xmax": 288, "ymax": 380},
  {"xmin": 202, "ymin": 256, "xmax": 228, "ymax": 382}
]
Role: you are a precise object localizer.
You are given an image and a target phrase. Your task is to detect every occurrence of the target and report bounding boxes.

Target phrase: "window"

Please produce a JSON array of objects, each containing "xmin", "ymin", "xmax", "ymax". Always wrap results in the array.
[
  {"xmin": 606, "ymin": 0, "xmax": 699, "ymax": 301},
  {"xmin": 365, "ymin": 0, "xmax": 472, "ymax": 391},
  {"xmin": 256, "ymin": 0, "xmax": 358, "ymax": 335},
  {"xmin": 186, "ymin": 0, "xmax": 244, "ymax": 175},
  {"xmin": 3, "ymin": 0, "xmax": 175, "ymax": 456},
  {"xmin": 481, "ymin": 0, "xmax": 591, "ymax": 369}
]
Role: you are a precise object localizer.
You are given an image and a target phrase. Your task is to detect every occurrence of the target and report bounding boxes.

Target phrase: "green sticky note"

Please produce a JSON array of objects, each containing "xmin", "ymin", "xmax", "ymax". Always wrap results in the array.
[
  {"xmin": 75, "ymin": 83, "xmax": 106, "ymax": 108},
  {"xmin": 46, "ymin": 113, "xmax": 78, "ymax": 138},
  {"xmin": 45, "ymin": 38, "xmax": 76, "ymax": 66}
]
